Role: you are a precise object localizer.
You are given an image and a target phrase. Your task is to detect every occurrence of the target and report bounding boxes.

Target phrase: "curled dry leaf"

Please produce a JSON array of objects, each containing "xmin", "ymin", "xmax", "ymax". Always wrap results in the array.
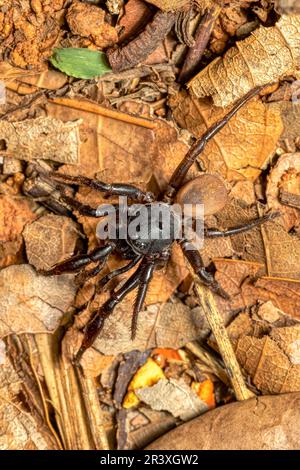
[
  {"xmin": 214, "ymin": 258, "xmax": 300, "ymax": 320},
  {"xmin": 266, "ymin": 152, "xmax": 300, "ymax": 231},
  {"xmin": 0, "ymin": 117, "xmax": 81, "ymax": 164},
  {"xmin": 0, "ymin": 353, "xmax": 59, "ymax": 450},
  {"xmin": 0, "ymin": 265, "xmax": 76, "ymax": 338},
  {"xmin": 189, "ymin": 15, "xmax": 300, "ymax": 107},
  {"xmin": 146, "ymin": 393, "xmax": 300, "ymax": 450},
  {"xmin": 66, "ymin": 1, "xmax": 118, "ymax": 49},
  {"xmin": 66, "ymin": 297, "xmax": 204, "ymax": 358},
  {"xmin": 170, "ymin": 90, "xmax": 283, "ymax": 180},
  {"xmin": 227, "ymin": 309, "xmax": 300, "ymax": 394},
  {"xmin": 135, "ymin": 378, "xmax": 208, "ymax": 421},
  {"xmin": 0, "ymin": 195, "xmax": 36, "ymax": 268},
  {"xmin": 23, "ymin": 214, "xmax": 80, "ymax": 271}
]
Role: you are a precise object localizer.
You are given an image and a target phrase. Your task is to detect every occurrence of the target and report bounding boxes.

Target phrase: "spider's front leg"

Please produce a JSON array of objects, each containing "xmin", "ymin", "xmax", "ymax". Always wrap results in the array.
[
  {"xmin": 180, "ymin": 240, "xmax": 229, "ymax": 299},
  {"xmin": 35, "ymin": 165, "xmax": 154, "ymax": 203},
  {"xmin": 40, "ymin": 243, "xmax": 115, "ymax": 276}
]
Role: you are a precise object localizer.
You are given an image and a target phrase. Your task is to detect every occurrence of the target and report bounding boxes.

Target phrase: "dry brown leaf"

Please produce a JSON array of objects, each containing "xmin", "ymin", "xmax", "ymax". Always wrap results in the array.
[
  {"xmin": 0, "ymin": 195, "xmax": 37, "ymax": 268},
  {"xmin": 0, "ymin": 352, "xmax": 58, "ymax": 450},
  {"xmin": 170, "ymin": 90, "xmax": 283, "ymax": 180},
  {"xmin": 0, "ymin": 265, "xmax": 76, "ymax": 338},
  {"xmin": 266, "ymin": 152, "xmax": 300, "ymax": 231},
  {"xmin": 227, "ymin": 310, "xmax": 300, "ymax": 394},
  {"xmin": 0, "ymin": 117, "xmax": 81, "ymax": 164},
  {"xmin": 214, "ymin": 198, "xmax": 267, "ymax": 263},
  {"xmin": 23, "ymin": 214, "xmax": 80, "ymax": 271},
  {"xmin": 189, "ymin": 15, "xmax": 300, "ymax": 107},
  {"xmin": 261, "ymin": 221, "xmax": 300, "ymax": 279},
  {"xmin": 65, "ymin": 297, "xmax": 205, "ymax": 358},
  {"xmin": 136, "ymin": 378, "xmax": 208, "ymax": 421},
  {"xmin": 214, "ymin": 258, "xmax": 300, "ymax": 319}
]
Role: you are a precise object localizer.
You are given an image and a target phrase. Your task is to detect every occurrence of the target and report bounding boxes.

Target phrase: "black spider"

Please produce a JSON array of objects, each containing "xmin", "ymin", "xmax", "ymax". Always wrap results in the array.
[{"xmin": 32, "ymin": 86, "xmax": 278, "ymax": 361}]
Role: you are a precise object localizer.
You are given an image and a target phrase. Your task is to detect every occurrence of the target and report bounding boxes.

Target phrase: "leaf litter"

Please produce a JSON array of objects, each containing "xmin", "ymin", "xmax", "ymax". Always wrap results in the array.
[{"xmin": 0, "ymin": 1, "xmax": 299, "ymax": 450}]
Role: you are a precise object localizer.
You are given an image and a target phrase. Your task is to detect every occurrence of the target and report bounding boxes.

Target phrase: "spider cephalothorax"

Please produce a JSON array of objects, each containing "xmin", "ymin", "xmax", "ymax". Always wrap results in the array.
[{"xmin": 30, "ymin": 86, "xmax": 278, "ymax": 360}]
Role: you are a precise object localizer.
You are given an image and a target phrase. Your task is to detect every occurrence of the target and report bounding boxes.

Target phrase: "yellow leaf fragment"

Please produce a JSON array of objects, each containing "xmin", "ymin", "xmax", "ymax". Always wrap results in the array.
[
  {"xmin": 189, "ymin": 15, "xmax": 300, "ymax": 107},
  {"xmin": 123, "ymin": 358, "xmax": 165, "ymax": 409}
]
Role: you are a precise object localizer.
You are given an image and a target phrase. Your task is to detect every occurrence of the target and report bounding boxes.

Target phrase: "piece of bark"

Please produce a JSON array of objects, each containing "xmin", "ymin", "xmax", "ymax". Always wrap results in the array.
[{"xmin": 146, "ymin": 393, "xmax": 300, "ymax": 450}]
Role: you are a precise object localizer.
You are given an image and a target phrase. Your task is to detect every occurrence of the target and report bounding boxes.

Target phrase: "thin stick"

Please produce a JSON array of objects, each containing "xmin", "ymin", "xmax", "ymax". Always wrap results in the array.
[
  {"xmin": 49, "ymin": 97, "xmax": 157, "ymax": 130},
  {"xmin": 194, "ymin": 283, "xmax": 254, "ymax": 401},
  {"xmin": 179, "ymin": 4, "xmax": 222, "ymax": 83}
]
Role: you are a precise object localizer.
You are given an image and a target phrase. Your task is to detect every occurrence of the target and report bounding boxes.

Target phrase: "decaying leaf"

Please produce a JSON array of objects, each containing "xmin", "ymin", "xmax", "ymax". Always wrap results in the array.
[
  {"xmin": 123, "ymin": 358, "xmax": 165, "ymax": 408},
  {"xmin": 261, "ymin": 221, "xmax": 300, "ymax": 279},
  {"xmin": 0, "ymin": 351, "xmax": 59, "ymax": 450},
  {"xmin": 0, "ymin": 117, "xmax": 81, "ymax": 164},
  {"xmin": 135, "ymin": 378, "xmax": 208, "ymax": 421},
  {"xmin": 0, "ymin": 265, "xmax": 75, "ymax": 338},
  {"xmin": 146, "ymin": 393, "xmax": 300, "ymax": 450},
  {"xmin": 227, "ymin": 308, "xmax": 300, "ymax": 394},
  {"xmin": 23, "ymin": 214, "xmax": 80, "ymax": 271},
  {"xmin": 170, "ymin": 90, "xmax": 283, "ymax": 179},
  {"xmin": 65, "ymin": 297, "xmax": 205, "ymax": 358},
  {"xmin": 189, "ymin": 15, "xmax": 300, "ymax": 107},
  {"xmin": 266, "ymin": 152, "xmax": 300, "ymax": 231},
  {"xmin": 214, "ymin": 259, "xmax": 300, "ymax": 320},
  {"xmin": 0, "ymin": 195, "xmax": 37, "ymax": 268}
]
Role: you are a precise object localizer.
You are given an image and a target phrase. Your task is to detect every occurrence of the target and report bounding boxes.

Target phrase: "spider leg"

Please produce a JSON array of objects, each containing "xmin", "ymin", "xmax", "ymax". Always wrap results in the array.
[
  {"xmin": 180, "ymin": 240, "xmax": 229, "ymax": 299},
  {"xmin": 97, "ymin": 255, "xmax": 142, "ymax": 292},
  {"xmin": 131, "ymin": 259, "xmax": 156, "ymax": 340},
  {"xmin": 205, "ymin": 211, "xmax": 280, "ymax": 238},
  {"xmin": 75, "ymin": 261, "xmax": 145, "ymax": 361},
  {"xmin": 36, "ymin": 165, "xmax": 154, "ymax": 203},
  {"xmin": 40, "ymin": 243, "xmax": 114, "ymax": 276},
  {"xmin": 163, "ymin": 86, "xmax": 265, "ymax": 201}
]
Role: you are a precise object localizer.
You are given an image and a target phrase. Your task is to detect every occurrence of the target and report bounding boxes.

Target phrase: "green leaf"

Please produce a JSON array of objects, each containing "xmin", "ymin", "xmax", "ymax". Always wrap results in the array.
[{"xmin": 50, "ymin": 48, "xmax": 111, "ymax": 79}]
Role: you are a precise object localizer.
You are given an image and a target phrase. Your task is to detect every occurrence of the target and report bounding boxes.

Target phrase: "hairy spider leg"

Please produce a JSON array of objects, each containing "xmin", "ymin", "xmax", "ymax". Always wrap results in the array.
[
  {"xmin": 205, "ymin": 211, "xmax": 280, "ymax": 238},
  {"xmin": 163, "ymin": 86, "xmax": 266, "ymax": 202},
  {"xmin": 40, "ymin": 243, "xmax": 115, "ymax": 276},
  {"xmin": 97, "ymin": 255, "xmax": 142, "ymax": 292},
  {"xmin": 75, "ymin": 259, "xmax": 151, "ymax": 361},
  {"xmin": 131, "ymin": 259, "xmax": 156, "ymax": 340},
  {"xmin": 180, "ymin": 240, "xmax": 229, "ymax": 299},
  {"xmin": 36, "ymin": 165, "xmax": 154, "ymax": 203}
]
